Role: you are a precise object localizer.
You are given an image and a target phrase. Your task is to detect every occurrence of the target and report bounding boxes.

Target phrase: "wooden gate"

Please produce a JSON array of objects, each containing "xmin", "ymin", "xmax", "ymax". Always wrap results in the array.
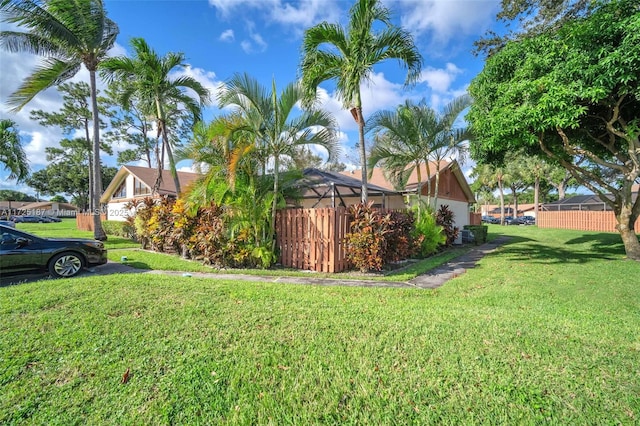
[{"xmin": 276, "ymin": 207, "xmax": 350, "ymax": 273}]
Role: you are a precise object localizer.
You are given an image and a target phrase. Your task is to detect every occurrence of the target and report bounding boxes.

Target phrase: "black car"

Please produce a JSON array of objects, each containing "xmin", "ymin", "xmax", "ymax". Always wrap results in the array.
[
  {"xmin": 0, "ymin": 224, "xmax": 107, "ymax": 278},
  {"xmin": 510, "ymin": 216, "xmax": 536, "ymax": 225},
  {"xmin": 481, "ymin": 215, "xmax": 500, "ymax": 224},
  {"xmin": 10, "ymin": 215, "xmax": 45, "ymax": 223}
]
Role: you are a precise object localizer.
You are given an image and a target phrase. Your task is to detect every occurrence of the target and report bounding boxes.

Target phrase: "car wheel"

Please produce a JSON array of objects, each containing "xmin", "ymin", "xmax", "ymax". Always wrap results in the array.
[{"xmin": 48, "ymin": 252, "xmax": 84, "ymax": 278}]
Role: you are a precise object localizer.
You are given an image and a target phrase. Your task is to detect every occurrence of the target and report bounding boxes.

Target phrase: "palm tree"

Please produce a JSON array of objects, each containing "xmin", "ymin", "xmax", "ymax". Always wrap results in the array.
[
  {"xmin": 366, "ymin": 100, "xmax": 437, "ymax": 203},
  {"xmin": 1, "ymin": 0, "xmax": 118, "ymax": 240},
  {"xmin": 101, "ymin": 37, "xmax": 211, "ymax": 196},
  {"xmin": 299, "ymin": 0, "xmax": 422, "ymax": 203},
  {"xmin": 0, "ymin": 119, "xmax": 29, "ymax": 182},
  {"xmin": 426, "ymin": 95, "xmax": 472, "ymax": 210},
  {"xmin": 367, "ymin": 95, "xmax": 472, "ymax": 210},
  {"xmin": 218, "ymin": 72, "xmax": 340, "ymax": 253},
  {"xmin": 472, "ymin": 163, "xmax": 507, "ymax": 224}
]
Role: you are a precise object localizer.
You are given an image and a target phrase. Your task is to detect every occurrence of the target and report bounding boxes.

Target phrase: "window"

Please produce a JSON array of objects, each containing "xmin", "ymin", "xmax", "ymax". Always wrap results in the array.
[
  {"xmin": 133, "ymin": 178, "xmax": 150, "ymax": 196},
  {"xmin": 113, "ymin": 182, "xmax": 126, "ymax": 199}
]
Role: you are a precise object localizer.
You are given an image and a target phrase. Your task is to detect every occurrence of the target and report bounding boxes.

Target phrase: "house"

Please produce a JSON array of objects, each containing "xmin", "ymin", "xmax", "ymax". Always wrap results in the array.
[
  {"xmin": 342, "ymin": 160, "xmax": 476, "ymax": 224},
  {"xmin": 19, "ymin": 201, "xmax": 78, "ymax": 218},
  {"xmin": 100, "ymin": 165, "xmax": 201, "ymax": 221}
]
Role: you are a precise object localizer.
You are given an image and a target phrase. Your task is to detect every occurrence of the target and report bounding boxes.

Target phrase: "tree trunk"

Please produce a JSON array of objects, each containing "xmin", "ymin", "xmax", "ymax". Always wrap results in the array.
[
  {"xmin": 424, "ymin": 160, "xmax": 432, "ymax": 209},
  {"xmin": 534, "ymin": 176, "xmax": 540, "ymax": 220},
  {"xmin": 270, "ymin": 154, "xmax": 280, "ymax": 257},
  {"xmin": 356, "ymin": 105, "xmax": 368, "ymax": 203},
  {"xmin": 89, "ymin": 70, "xmax": 106, "ymax": 241},
  {"xmin": 163, "ymin": 130, "xmax": 181, "ymax": 196},
  {"xmin": 433, "ymin": 163, "xmax": 441, "ymax": 212},
  {"xmin": 498, "ymin": 179, "xmax": 505, "ymax": 225},
  {"xmin": 85, "ymin": 121, "xmax": 93, "ymax": 212},
  {"xmin": 615, "ymin": 189, "xmax": 640, "ymax": 261}
]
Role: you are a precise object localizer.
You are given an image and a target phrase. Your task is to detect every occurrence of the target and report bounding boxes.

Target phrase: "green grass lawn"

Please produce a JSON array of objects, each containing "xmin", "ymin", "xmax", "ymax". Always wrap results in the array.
[
  {"xmin": 106, "ymin": 246, "xmax": 471, "ymax": 282},
  {"xmin": 1, "ymin": 226, "xmax": 639, "ymax": 424},
  {"xmin": 17, "ymin": 220, "xmax": 139, "ymax": 250},
  {"xmin": 16, "ymin": 219, "xmax": 471, "ymax": 281}
]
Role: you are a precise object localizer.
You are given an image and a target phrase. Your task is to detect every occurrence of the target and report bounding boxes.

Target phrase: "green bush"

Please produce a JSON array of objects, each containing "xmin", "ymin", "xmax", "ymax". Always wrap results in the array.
[
  {"xmin": 411, "ymin": 204, "xmax": 446, "ymax": 257},
  {"xmin": 101, "ymin": 220, "xmax": 135, "ymax": 239},
  {"xmin": 344, "ymin": 203, "xmax": 419, "ymax": 272},
  {"xmin": 463, "ymin": 225, "xmax": 488, "ymax": 245},
  {"xmin": 344, "ymin": 202, "xmax": 391, "ymax": 272}
]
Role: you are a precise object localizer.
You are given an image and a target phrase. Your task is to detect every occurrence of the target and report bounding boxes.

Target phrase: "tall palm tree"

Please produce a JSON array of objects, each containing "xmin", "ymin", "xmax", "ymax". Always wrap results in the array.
[
  {"xmin": 218, "ymin": 72, "xmax": 340, "ymax": 252},
  {"xmin": 367, "ymin": 100, "xmax": 437, "ymax": 204},
  {"xmin": 299, "ymin": 0, "xmax": 422, "ymax": 203},
  {"xmin": 101, "ymin": 37, "xmax": 211, "ymax": 196},
  {"xmin": 425, "ymin": 95, "xmax": 472, "ymax": 210},
  {"xmin": 0, "ymin": 119, "xmax": 29, "ymax": 182},
  {"xmin": 1, "ymin": 0, "xmax": 118, "ymax": 240},
  {"xmin": 367, "ymin": 95, "xmax": 472, "ymax": 210}
]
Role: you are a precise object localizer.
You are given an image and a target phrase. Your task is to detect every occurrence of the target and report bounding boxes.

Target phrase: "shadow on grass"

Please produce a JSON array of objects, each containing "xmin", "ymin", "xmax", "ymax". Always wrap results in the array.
[
  {"xmin": 497, "ymin": 233, "xmax": 625, "ymax": 264},
  {"xmin": 120, "ymin": 261, "xmax": 151, "ymax": 270}
]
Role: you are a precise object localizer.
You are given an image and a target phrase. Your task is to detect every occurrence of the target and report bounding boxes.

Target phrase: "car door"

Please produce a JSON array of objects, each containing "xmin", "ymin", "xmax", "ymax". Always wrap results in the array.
[{"xmin": 0, "ymin": 228, "xmax": 44, "ymax": 273}]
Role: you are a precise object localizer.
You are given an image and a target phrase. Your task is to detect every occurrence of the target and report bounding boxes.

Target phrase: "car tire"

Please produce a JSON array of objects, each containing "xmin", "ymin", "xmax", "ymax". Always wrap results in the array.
[{"xmin": 48, "ymin": 252, "xmax": 84, "ymax": 278}]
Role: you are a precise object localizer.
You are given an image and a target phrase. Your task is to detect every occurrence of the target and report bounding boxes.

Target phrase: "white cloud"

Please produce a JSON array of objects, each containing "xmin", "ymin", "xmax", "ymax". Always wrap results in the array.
[
  {"xmin": 219, "ymin": 29, "xmax": 235, "ymax": 42},
  {"xmin": 398, "ymin": 0, "xmax": 500, "ymax": 44},
  {"xmin": 269, "ymin": 0, "xmax": 341, "ymax": 29},
  {"xmin": 419, "ymin": 63, "xmax": 463, "ymax": 93},
  {"xmin": 170, "ymin": 65, "xmax": 224, "ymax": 102},
  {"xmin": 209, "ymin": 0, "xmax": 341, "ymax": 31},
  {"xmin": 239, "ymin": 21, "xmax": 268, "ymax": 53}
]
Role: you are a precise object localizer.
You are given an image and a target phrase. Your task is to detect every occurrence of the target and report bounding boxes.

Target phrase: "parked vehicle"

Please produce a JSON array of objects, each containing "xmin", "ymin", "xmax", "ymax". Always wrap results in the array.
[
  {"xmin": 0, "ymin": 224, "xmax": 107, "ymax": 278},
  {"xmin": 44, "ymin": 216, "xmax": 62, "ymax": 222},
  {"xmin": 503, "ymin": 216, "xmax": 515, "ymax": 225},
  {"xmin": 10, "ymin": 215, "xmax": 46, "ymax": 223},
  {"xmin": 481, "ymin": 215, "xmax": 499, "ymax": 224},
  {"xmin": 510, "ymin": 216, "xmax": 536, "ymax": 225},
  {"xmin": 0, "ymin": 220, "xmax": 16, "ymax": 228}
]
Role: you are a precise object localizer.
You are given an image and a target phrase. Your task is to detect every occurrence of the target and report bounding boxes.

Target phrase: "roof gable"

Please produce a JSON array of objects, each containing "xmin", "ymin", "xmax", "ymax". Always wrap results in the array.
[
  {"xmin": 101, "ymin": 165, "xmax": 201, "ymax": 203},
  {"xmin": 342, "ymin": 160, "xmax": 475, "ymax": 203}
]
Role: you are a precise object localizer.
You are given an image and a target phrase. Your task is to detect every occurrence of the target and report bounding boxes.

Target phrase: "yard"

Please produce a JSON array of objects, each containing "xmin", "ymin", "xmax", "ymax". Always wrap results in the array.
[{"xmin": 1, "ymin": 225, "xmax": 639, "ymax": 424}]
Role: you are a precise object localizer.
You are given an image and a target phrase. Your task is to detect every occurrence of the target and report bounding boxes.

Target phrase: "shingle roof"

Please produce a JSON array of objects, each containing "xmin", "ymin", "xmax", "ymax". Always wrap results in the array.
[{"xmin": 101, "ymin": 165, "xmax": 201, "ymax": 203}]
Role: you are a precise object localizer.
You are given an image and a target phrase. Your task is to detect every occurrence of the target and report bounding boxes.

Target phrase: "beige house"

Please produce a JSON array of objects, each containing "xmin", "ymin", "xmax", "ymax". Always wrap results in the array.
[
  {"xmin": 100, "ymin": 165, "xmax": 200, "ymax": 221},
  {"xmin": 342, "ymin": 160, "xmax": 476, "ymax": 227}
]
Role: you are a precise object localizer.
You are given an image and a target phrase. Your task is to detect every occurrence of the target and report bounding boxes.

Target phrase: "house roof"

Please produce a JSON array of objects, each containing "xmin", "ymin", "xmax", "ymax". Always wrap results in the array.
[
  {"xmin": 343, "ymin": 160, "xmax": 475, "ymax": 203},
  {"xmin": 20, "ymin": 201, "xmax": 78, "ymax": 211},
  {"xmin": 101, "ymin": 165, "xmax": 201, "ymax": 203}
]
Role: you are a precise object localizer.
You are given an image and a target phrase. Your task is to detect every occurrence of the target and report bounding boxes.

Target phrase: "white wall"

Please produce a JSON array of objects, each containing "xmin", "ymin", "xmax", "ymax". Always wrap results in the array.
[{"xmin": 106, "ymin": 201, "xmax": 136, "ymax": 221}]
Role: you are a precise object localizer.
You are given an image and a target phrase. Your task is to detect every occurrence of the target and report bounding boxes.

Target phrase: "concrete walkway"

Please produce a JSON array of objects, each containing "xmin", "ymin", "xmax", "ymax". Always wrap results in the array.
[{"xmin": 89, "ymin": 236, "xmax": 511, "ymax": 290}]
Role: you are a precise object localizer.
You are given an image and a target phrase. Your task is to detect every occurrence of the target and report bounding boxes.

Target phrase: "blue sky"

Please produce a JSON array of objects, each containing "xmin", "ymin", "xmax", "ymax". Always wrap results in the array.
[{"xmin": 0, "ymin": 0, "xmax": 502, "ymax": 197}]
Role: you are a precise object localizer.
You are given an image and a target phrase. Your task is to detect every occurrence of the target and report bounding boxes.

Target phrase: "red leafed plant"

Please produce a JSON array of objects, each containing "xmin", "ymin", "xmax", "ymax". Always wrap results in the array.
[{"xmin": 344, "ymin": 202, "xmax": 393, "ymax": 272}]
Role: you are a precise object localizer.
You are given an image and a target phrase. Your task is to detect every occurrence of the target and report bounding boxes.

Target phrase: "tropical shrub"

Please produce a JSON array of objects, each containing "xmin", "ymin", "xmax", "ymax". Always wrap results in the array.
[
  {"xmin": 463, "ymin": 225, "xmax": 488, "ymax": 245},
  {"xmin": 385, "ymin": 210, "xmax": 418, "ymax": 262},
  {"xmin": 411, "ymin": 204, "xmax": 445, "ymax": 257},
  {"xmin": 436, "ymin": 204, "xmax": 459, "ymax": 247},
  {"xmin": 344, "ymin": 202, "xmax": 393, "ymax": 272},
  {"xmin": 186, "ymin": 203, "xmax": 228, "ymax": 266},
  {"xmin": 147, "ymin": 197, "xmax": 176, "ymax": 252},
  {"xmin": 131, "ymin": 197, "xmax": 156, "ymax": 249},
  {"xmin": 101, "ymin": 220, "xmax": 135, "ymax": 239}
]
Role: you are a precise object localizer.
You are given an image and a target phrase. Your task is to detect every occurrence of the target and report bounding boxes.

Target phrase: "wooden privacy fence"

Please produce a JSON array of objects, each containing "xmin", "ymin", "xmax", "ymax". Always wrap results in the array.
[
  {"xmin": 537, "ymin": 211, "xmax": 640, "ymax": 232},
  {"xmin": 76, "ymin": 213, "xmax": 107, "ymax": 231},
  {"xmin": 470, "ymin": 212, "xmax": 482, "ymax": 226},
  {"xmin": 276, "ymin": 207, "xmax": 350, "ymax": 273}
]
